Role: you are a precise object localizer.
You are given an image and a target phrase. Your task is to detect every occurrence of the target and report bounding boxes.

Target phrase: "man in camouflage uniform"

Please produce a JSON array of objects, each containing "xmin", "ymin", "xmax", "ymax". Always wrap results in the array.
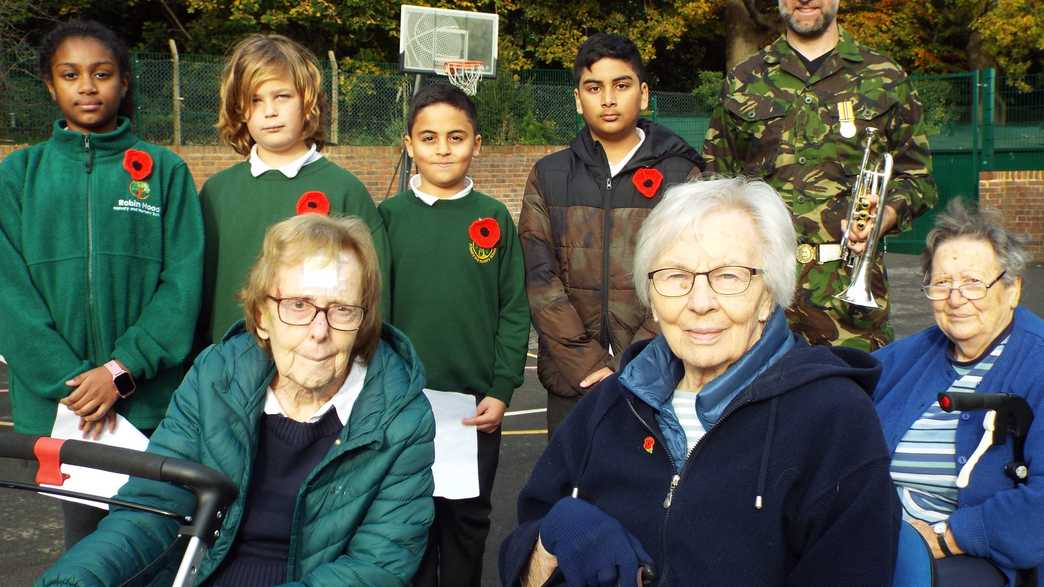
[{"xmin": 703, "ymin": 0, "xmax": 937, "ymax": 351}]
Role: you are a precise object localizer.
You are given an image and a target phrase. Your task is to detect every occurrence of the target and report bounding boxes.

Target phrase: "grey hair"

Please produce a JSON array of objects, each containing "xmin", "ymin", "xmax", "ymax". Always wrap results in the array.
[
  {"xmin": 921, "ymin": 198, "xmax": 1028, "ymax": 284},
  {"xmin": 633, "ymin": 177, "xmax": 797, "ymax": 309}
]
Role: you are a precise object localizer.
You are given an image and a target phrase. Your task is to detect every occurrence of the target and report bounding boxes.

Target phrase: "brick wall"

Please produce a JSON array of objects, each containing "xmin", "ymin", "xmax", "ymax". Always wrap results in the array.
[
  {"xmin": 979, "ymin": 170, "xmax": 1044, "ymax": 262},
  {"xmin": 0, "ymin": 143, "xmax": 563, "ymax": 220}
]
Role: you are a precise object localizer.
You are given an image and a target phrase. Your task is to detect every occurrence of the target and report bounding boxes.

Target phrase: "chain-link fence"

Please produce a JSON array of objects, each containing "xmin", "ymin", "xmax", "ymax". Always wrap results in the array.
[{"xmin": 3, "ymin": 49, "xmax": 1044, "ymax": 157}]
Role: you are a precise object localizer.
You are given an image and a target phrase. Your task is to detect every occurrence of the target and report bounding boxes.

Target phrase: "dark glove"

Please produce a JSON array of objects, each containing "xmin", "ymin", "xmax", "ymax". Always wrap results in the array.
[{"xmin": 540, "ymin": 497, "xmax": 652, "ymax": 587}]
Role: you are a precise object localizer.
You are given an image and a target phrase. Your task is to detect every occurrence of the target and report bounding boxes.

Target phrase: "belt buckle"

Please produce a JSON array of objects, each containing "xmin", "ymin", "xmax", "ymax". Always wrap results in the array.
[{"xmin": 796, "ymin": 243, "xmax": 816, "ymax": 264}]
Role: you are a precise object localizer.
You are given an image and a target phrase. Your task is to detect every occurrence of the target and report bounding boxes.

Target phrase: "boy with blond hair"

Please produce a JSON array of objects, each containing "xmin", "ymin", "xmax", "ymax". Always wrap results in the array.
[{"xmin": 199, "ymin": 33, "xmax": 389, "ymax": 346}]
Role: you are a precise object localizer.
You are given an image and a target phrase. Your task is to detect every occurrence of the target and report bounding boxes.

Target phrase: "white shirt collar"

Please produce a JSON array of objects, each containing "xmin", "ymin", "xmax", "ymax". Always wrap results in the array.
[
  {"xmin": 410, "ymin": 174, "xmax": 474, "ymax": 206},
  {"xmin": 608, "ymin": 127, "xmax": 646, "ymax": 178},
  {"xmin": 263, "ymin": 357, "xmax": 367, "ymax": 425},
  {"xmin": 249, "ymin": 143, "xmax": 323, "ymax": 178}
]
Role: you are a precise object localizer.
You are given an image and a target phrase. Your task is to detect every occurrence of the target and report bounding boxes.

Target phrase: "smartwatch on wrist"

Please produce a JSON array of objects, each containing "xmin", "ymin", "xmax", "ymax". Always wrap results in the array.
[{"xmin": 104, "ymin": 360, "xmax": 136, "ymax": 399}]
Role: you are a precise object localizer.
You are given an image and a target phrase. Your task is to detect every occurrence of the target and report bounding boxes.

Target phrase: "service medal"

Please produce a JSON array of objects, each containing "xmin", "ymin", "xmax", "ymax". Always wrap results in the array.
[{"xmin": 837, "ymin": 100, "xmax": 857, "ymax": 139}]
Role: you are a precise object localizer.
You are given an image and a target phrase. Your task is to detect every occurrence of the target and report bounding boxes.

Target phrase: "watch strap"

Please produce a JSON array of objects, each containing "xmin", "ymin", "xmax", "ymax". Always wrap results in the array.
[{"xmin": 103, "ymin": 360, "xmax": 125, "ymax": 378}]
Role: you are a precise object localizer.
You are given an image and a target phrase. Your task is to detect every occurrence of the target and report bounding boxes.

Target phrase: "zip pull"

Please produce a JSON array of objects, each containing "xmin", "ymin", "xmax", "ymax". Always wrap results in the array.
[
  {"xmin": 606, "ymin": 177, "xmax": 612, "ymax": 190},
  {"xmin": 662, "ymin": 474, "xmax": 680, "ymax": 509},
  {"xmin": 83, "ymin": 135, "xmax": 94, "ymax": 174}
]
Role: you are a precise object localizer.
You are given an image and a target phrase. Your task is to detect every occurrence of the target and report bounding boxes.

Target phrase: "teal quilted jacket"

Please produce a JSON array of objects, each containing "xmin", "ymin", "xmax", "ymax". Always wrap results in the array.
[{"xmin": 37, "ymin": 322, "xmax": 435, "ymax": 586}]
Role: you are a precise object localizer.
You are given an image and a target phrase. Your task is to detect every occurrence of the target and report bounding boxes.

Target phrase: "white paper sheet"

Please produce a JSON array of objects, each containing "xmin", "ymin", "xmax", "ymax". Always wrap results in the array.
[
  {"xmin": 43, "ymin": 403, "xmax": 150, "ymax": 509},
  {"xmin": 422, "ymin": 389, "xmax": 480, "ymax": 500}
]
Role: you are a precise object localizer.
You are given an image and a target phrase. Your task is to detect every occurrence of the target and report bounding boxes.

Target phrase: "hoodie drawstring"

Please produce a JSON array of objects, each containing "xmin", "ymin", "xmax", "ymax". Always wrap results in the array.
[{"xmin": 754, "ymin": 396, "xmax": 779, "ymax": 510}]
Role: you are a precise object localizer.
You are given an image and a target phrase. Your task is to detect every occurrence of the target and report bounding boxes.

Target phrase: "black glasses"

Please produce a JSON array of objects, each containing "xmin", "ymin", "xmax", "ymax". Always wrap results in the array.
[
  {"xmin": 267, "ymin": 296, "xmax": 366, "ymax": 331},
  {"xmin": 922, "ymin": 271, "xmax": 1006, "ymax": 301},
  {"xmin": 648, "ymin": 266, "xmax": 762, "ymax": 297}
]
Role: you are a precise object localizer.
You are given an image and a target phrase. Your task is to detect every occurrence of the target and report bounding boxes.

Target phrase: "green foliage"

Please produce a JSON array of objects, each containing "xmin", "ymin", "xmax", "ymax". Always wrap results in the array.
[
  {"xmin": 691, "ymin": 71, "xmax": 724, "ymax": 114},
  {"xmin": 910, "ymin": 78, "xmax": 960, "ymax": 136},
  {"xmin": 473, "ymin": 70, "xmax": 575, "ymax": 145}
]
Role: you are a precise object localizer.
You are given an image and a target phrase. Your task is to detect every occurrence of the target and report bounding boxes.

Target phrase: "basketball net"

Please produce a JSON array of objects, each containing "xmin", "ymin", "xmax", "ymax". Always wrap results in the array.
[{"xmin": 443, "ymin": 60, "xmax": 483, "ymax": 95}]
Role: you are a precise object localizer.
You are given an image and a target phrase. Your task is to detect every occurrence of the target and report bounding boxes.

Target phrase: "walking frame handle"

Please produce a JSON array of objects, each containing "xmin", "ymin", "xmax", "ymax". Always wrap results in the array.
[{"xmin": 0, "ymin": 431, "xmax": 238, "ymax": 544}]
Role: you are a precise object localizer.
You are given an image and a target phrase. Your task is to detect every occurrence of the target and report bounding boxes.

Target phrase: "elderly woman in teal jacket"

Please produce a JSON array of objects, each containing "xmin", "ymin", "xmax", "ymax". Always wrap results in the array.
[{"xmin": 38, "ymin": 214, "xmax": 436, "ymax": 586}]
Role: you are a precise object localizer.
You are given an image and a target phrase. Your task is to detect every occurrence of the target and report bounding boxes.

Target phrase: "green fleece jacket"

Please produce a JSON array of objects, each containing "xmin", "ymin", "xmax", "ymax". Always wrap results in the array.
[
  {"xmin": 199, "ymin": 158, "xmax": 391, "ymax": 346},
  {"xmin": 36, "ymin": 322, "xmax": 435, "ymax": 587},
  {"xmin": 379, "ymin": 189, "xmax": 530, "ymax": 404},
  {"xmin": 0, "ymin": 118, "xmax": 203, "ymax": 435}
]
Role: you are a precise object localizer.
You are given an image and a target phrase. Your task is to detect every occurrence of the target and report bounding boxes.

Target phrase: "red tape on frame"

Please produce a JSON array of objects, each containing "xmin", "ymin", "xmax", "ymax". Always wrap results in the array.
[{"xmin": 34, "ymin": 437, "xmax": 69, "ymax": 486}]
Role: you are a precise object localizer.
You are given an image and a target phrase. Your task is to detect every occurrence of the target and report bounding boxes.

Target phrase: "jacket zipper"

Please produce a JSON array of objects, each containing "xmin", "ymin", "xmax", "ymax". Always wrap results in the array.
[
  {"xmin": 626, "ymin": 394, "xmax": 755, "ymax": 585},
  {"xmin": 83, "ymin": 135, "xmax": 100, "ymax": 362},
  {"xmin": 600, "ymin": 175, "xmax": 613, "ymax": 348}
]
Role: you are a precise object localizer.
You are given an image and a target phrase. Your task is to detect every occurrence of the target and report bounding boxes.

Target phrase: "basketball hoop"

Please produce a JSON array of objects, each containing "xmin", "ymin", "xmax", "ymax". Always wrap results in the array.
[{"xmin": 441, "ymin": 59, "xmax": 484, "ymax": 95}]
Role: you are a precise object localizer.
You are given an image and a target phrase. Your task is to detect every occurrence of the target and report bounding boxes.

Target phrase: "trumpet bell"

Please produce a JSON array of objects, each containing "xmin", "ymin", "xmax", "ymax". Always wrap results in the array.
[
  {"xmin": 834, "ymin": 286, "xmax": 881, "ymax": 309},
  {"xmin": 834, "ymin": 260, "xmax": 882, "ymax": 309}
]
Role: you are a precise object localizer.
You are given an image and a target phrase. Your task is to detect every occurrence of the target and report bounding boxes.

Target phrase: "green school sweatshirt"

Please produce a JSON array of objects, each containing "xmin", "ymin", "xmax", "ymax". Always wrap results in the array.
[
  {"xmin": 198, "ymin": 157, "xmax": 391, "ymax": 346},
  {"xmin": 0, "ymin": 118, "xmax": 204, "ymax": 435},
  {"xmin": 378, "ymin": 189, "xmax": 529, "ymax": 403}
]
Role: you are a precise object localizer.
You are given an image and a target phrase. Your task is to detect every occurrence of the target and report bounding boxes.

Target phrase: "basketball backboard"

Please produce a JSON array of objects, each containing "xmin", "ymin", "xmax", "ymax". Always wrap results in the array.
[{"xmin": 399, "ymin": 5, "xmax": 498, "ymax": 78}]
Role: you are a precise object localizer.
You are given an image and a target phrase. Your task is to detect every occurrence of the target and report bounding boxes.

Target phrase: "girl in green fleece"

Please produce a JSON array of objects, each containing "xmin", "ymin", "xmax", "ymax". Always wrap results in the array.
[{"xmin": 0, "ymin": 21, "xmax": 203, "ymax": 547}]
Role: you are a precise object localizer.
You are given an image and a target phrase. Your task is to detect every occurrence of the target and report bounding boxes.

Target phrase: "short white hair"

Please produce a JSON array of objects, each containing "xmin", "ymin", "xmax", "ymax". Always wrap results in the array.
[{"xmin": 633, "ymin": 177, "xmax": 797, "ymax": 309}]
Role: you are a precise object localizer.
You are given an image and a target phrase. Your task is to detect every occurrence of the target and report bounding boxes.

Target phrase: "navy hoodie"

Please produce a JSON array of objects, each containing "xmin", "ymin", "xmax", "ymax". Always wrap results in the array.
[{"xmin": 500, "ymin": 336, "xmax": 900, "ymax": 586}]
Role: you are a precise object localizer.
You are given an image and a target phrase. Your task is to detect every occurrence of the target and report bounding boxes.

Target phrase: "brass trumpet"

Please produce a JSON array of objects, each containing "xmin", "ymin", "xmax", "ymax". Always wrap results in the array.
[{"xmin": 835, "ymin": 128, "xmax": 893, "ymax": 309}]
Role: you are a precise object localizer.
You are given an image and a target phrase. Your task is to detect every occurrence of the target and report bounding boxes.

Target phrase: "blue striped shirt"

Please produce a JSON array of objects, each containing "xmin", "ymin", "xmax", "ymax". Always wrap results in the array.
[
  {"xmin": 889, "ymin": 336, "xmax": 1009, "ymax": 523},
  {"xmin": 673, "ymin": 389, "xmax": 708, "ymax": 457}
]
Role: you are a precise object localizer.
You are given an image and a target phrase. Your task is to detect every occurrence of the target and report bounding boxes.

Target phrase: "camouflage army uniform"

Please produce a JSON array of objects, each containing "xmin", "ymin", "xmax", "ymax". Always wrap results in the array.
[{"xmin": 703, "ymin": 28, "xmax": 937, "ymax": 351}]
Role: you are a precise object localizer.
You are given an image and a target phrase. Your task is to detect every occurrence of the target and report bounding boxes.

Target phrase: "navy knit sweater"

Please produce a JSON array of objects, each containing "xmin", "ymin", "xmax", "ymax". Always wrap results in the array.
[{"xmin": 207, "ymin": 409, "xmax": 343, "ymax": 586}]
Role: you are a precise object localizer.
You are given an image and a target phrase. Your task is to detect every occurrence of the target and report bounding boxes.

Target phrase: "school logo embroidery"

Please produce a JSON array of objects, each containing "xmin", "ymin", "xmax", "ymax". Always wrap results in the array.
[
  {"xmin": 643, "ymin": 436, "xmax": 655, "ymax": 454},
  {"xmin": 296, "ymin": 191, "xmax": 330, "ymax": 216},
  {"xmin": 123, "ymin": 149, "xmax": 153, "ymax": 200},
  {"xmin": 468, "ymin": 217, "xmax": 500, "ymax": 264},
  {"xmin": 632, "ymin": 167, "xmax": 663, "ymax": 199}
]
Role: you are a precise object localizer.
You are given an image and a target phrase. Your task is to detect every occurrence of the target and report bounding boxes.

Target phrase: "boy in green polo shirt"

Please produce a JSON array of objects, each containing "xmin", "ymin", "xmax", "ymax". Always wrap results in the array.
[
  {"xmin": 198, "ymin": 34, "xmax": 390, "ymax": 347},
  {"xmin": 378, "ymin": 84, "xmax": 529, "ymax": 587}
]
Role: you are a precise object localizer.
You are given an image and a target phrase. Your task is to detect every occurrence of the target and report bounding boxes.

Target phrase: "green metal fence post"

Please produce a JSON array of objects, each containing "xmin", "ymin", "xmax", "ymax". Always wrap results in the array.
[
  {"xmin": 971, "ymin": 69, "xmax": 980, "ymax": 200},
  {"xmin": 981, "ymin": 67, "xmax": 996, "ymax": 172},
  {"xmin": 651, "ymin": 95, "xmax": 658, "ymax": 122}
]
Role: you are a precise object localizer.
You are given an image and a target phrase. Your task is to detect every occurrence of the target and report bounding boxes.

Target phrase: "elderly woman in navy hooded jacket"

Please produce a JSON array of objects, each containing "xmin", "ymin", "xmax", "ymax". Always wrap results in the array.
[
  {"xmin": 499, "ymin": 177, "xmax": 900, "ymax": 587},
  {"xmin": 874, "ymin": 200, "xmax": 1044, "ymax": 587}
]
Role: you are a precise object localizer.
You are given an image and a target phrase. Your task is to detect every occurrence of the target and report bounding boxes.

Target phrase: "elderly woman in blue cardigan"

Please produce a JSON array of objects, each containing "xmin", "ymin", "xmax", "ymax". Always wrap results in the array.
[{"xmin": 874, "ymin": 200, "xmax": 1044, "ymax": 587}]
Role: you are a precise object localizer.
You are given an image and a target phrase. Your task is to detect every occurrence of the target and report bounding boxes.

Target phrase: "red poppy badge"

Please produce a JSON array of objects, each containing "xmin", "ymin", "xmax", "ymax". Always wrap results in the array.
[
  {"xmin": 632, "ymin": 167, "xmax": 664, "ymax": 199},
  {"xmin": 643, "ymin": 436, "xmax": 655, "ymax": 454},
  {"xmin": 468, "ymin": 217, "xmax": 500, "ymax": 264},
  {"xmin": 296, "ymin": 191, "xmax": 330, "ymax": 216},
  {"xmin": 123, "ymin": 149, "xmax": 154, "ymax": 200}
]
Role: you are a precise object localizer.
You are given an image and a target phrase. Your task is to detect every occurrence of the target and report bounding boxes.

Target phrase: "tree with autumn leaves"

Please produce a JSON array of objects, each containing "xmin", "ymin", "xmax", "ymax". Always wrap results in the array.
[{"xmin": 2, "ymin": 0, "xmax": 1042, "ymax": 89}]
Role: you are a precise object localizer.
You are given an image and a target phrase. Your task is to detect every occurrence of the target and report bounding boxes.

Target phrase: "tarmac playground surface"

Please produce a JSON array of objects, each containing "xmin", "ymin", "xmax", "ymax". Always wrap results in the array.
[{"xmin": 1, "ymin": 253, "xmax": 1042, "ymax": 585}]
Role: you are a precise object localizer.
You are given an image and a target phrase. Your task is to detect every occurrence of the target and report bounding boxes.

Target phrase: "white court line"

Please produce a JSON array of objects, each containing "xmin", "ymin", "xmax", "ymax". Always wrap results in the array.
[
  {"xmin": 505, "ymin": 408, "xmax": 546, "ymax": 417},
  {"xmin": 526, "ymin": 353, "xmax": 537, "ymax": 359}
]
